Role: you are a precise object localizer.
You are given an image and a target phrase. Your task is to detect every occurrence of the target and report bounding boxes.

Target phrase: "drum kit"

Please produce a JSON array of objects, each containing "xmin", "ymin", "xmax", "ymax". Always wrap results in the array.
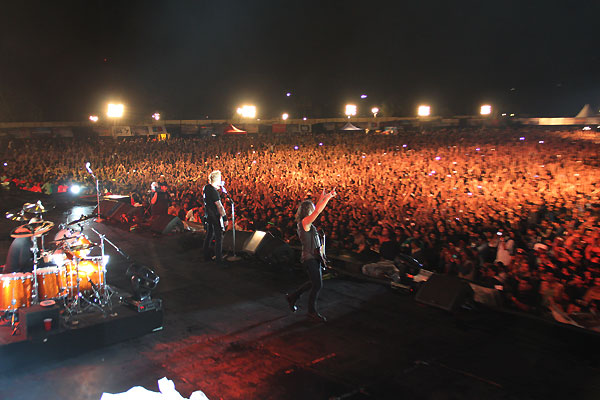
[{"xmin": 1, "ymin": 201, "xmax": 115, "ymax": 327}]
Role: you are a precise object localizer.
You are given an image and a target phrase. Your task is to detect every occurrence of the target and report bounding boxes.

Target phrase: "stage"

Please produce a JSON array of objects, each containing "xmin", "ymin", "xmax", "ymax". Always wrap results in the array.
[{"xmin": 1, "ymin": 190, "xmax": 600, "ymax": 400}]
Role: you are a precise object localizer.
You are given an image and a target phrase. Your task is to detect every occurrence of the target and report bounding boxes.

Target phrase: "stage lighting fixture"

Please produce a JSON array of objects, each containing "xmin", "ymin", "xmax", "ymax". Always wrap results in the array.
[
  {"xmin": 89, "ymin": 115, "xmax": 99, "ymax": 122},
  {"xmin": 417, "ymin": 105, "xmax": 431, "ymax": 117},
  {"xmin": 282, "ymin": 113, "xmax": 289, "ymax": 120},
  {"xmin": 345, "ymin": 104, "xmax": 357, "ymax": 118},
  {"xmin": 70, "ymin": 185, "xmax": 81, "ymax": 195},
  {"xmin": 127, "ymin": 263, "xmax": 159, "ymax": 303},
  {"xmin": 107, "ymin": 103, "xmax": 124, "ymax": 118},
  {"xmin": 237, "ymin": 105, "xmax": 256, "ymax": 118},
  {"xmin": 480, "ymin": 105, "xmax": 492, "ymax": 115}
]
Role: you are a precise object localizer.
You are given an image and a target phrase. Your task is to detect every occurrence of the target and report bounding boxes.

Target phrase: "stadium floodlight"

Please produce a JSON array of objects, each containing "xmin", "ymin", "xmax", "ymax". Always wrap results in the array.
[
  {"xmin": 371, "ymin": 107, "xmax": 379, "ymax": 117},
  {"xmin": 237, "ymin": 105, "xmax": 256, "ymax": 118},
  {"xmin": 345, "ymin": 104, "xmax": 357, "ymax": 118},
  {"xmin": 107, "ymin": 103, "xmax": 124, "ymax": 118},
  {"xmin": 282, "ymin": 113, "xmax": 289, "ymax": 121},
  {"xmin": 480, "ymin": 105, "xmax": 492, "ymax": 115},
  {"xmin": 417, "ymin": 105, "xmax": 431, "ymax": 117}
]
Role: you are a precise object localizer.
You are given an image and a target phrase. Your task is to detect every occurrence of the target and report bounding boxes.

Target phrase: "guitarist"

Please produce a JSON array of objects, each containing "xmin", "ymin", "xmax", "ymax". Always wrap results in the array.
[
  {"xmin": 203, "ymin": 170, "xmax": 228, "ymax": 265},
  {"xmin": 286, "ymin": 188, "xmax": 337, "ymax": 322}
]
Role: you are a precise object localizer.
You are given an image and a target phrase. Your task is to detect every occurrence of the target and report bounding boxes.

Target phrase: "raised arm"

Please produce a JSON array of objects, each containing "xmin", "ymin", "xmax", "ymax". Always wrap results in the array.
[{"xmin": 302, "ymin": 188, "xmax": 336, "ymax": 231}]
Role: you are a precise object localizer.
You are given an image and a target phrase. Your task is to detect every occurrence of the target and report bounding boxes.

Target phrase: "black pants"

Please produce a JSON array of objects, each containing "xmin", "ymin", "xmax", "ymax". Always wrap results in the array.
[
  {"xmin": 203, "ymin": 221, "xmax": 224, "ymax": 263},
  {"xmin": 290, "ymin": 258, "xmax": 323, "ymax": 313}
]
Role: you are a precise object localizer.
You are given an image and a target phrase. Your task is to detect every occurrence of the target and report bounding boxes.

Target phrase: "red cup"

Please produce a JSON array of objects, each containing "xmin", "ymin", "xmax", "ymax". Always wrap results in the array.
[{"xmin": 43, "ymin": 318, "xmax": 52, "ymax": 331}]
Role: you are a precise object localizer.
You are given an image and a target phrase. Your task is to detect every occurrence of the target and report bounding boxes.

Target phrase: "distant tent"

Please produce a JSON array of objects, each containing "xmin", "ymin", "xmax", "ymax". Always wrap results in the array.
[
  {"xmin": 575, "ymin": 104, "xmax": 599, "ymax": 118},
  {"xmin": 340, "ymin": 122, "xmax": 363, "ymax": 131},
  {"xmin": 224, "ymin": 124, "xmax": 247, "ymax": 135}
]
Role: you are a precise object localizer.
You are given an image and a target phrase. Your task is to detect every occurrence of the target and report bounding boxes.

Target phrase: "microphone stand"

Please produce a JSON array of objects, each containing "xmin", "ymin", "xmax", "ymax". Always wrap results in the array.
[
  {"xmin": 87, "ymin": 163, "xmax": 103, "ymax": 222},
  {"xmin": 223, "ymin": 189, "xmax": 242, "ymax": 262}
]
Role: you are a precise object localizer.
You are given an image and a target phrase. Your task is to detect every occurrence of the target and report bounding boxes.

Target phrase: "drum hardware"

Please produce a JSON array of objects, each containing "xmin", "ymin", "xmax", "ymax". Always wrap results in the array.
[
  {"xmin": 91, "ymin": 227, "xmax": 131, "ymax": 308},
  {"xmin": 9, "ymin": 311, "xmax": 21, "ymax": 336},
  {"xmin": 1, "ymin": 204, "xmax": 141, "ymax": 320}
]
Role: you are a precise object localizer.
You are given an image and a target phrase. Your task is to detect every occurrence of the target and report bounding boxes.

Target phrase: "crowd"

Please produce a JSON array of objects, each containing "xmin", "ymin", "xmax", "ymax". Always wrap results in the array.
[{"xmin": 1, "ymin": 126, "xmax": 600, "ymax": 325}]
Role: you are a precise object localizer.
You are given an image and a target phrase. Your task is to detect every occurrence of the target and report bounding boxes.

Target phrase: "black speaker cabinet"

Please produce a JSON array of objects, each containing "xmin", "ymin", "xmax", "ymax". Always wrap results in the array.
[
  {"xmin": 415, "ymin": 274, "xmax": 473, "ymax": 312},
  {"xmin": 18, "ymin": 304, "xmax": 60, "ymax": 337},
  {"xmin": 255, "ymin": 234, "xmax": 294, "ymax": 265},
  {"xmin": 150, "ymin": 215, "xmax": 183, "ymax": 234},
  {"xmin": 222, "ymin": 231, "xmax": 254, "ymax": 253},
  {"xmin": 97, "ymin": 199, "xmax": 121, "ymax": 219}
]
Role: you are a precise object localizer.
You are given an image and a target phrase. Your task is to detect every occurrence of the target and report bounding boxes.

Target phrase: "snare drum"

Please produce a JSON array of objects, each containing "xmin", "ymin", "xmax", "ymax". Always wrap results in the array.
[
  {"xmin": 36, "ymin": 267, "xmax": 67, "ymax": 300},
  {"xmin": 0, "ymin": 273, "xmax": 33, "ymax": 311},
  {"xmin": 64, "ymin": 259, "xmax": 104, "ymax": 295}
]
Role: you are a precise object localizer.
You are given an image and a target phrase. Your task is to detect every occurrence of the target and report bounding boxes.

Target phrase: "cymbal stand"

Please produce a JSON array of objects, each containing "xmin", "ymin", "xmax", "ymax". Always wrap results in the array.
[
  {"xmin": 226, "ymin": 197, "xmax": 242, "ymax": 262},
  {"xmin": 91, "ymin": 227, "xmax": 123, "ymax": 307},
  {"xmin": 30, "ymin": 236, "xmax": 40, "ymax": 304},
  {"xmin": 37, "ymin": 202, "xmax": 46, "ymax": 252},
  {"xmin": 64, "ymin": 255, "xmax": 83, "ymax": 316}
]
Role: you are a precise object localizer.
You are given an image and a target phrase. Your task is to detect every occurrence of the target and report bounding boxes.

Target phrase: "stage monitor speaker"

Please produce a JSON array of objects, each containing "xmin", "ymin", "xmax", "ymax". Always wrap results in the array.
[
  {"xmin": 150, "ymin": 215, "xmax": 184, "ymax": 234},
  {"xmin": 415, "ymin": 274, "xmax": 473, "ymax": 312},
  {"xmin": 255, "ymin": 233, "xmax": 294, "ymax": 265},
  {"xmin": 97, "ymin": 199, "xmax": 122, "ymax": 219},
  {"xmin": 242, "ymin": 231, "xmax": 269, "ymax": 255},
  {"xmin": 223, "ymin": 231, "xmax": 254, "ymax": 253},
  {"xmin": 18, "ymin": 304, "xmax": 60, "ymax": 337},
  {"xmin": 107, "ymin": 202, "xmax": 130, "ymax": 221},
  {"xmin": 109, "ymin": 203, "xmax": 144, "ymax": 222}
]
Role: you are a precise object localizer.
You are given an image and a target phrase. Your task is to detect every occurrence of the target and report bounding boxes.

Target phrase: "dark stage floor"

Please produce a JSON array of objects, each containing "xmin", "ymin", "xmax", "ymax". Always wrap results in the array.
[{"xmin": 1, "ymin": 190, "xmax": 600, "ymax": 400}]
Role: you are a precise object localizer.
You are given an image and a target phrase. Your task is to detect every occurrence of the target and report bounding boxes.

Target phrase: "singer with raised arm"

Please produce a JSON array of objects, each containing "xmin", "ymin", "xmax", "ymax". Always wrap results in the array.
[
  {"xmin": 203, "ymin": 170, "xmax": 228, "ymax": 265},
  {"xmin": 286, "ymin": 188, "xmax": 337, "ymax": 322}
]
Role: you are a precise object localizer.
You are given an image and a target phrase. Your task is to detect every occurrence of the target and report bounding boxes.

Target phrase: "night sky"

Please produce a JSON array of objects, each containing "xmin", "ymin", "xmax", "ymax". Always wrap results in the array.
[{"xmin": 1, "ymin": 0, "xmax": 599, "ymax": 121}]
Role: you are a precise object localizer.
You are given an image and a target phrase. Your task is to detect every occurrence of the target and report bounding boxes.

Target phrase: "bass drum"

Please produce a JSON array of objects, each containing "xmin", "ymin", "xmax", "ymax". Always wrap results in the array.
[{"xmin": 64, "ymin": 258, "xmax": 104, "ymax": 296}]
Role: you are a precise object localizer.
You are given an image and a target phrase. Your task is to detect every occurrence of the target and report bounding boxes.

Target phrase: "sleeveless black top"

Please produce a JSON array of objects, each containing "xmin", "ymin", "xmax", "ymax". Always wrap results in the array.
[{"xmin": 297, "ymin": 222, "xmax": 321, "ymax": 263}]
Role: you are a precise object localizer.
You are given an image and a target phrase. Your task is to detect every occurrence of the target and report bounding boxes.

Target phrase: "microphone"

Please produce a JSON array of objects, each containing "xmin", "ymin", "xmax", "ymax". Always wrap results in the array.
[{"xmin": 221, "ymin": 185, "xmax": 232, "ymax": 199}]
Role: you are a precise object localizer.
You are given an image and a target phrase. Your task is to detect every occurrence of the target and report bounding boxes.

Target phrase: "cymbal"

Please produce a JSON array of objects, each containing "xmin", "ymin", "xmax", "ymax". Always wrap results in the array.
[
  {"xmin": 51, "ymin": 233, "xmax": 83, "ymax": 243},
  {"xmin": 66, "ymin": 243, "xmax": 97, "ymax": 252},
  {"xmin": 5, "ymin": 209, "xmax": 28, "ymax": 222},
  {"xmin": 66, "ymin": 214, "xmax": 96, "ymax": 226},
  {"xmin": 10, "ymin": 221, "xmax": 55, "ymax": 238},
  {"xmin": 22, "ymin": 202, "xmax": 52, "ymax": 214}
]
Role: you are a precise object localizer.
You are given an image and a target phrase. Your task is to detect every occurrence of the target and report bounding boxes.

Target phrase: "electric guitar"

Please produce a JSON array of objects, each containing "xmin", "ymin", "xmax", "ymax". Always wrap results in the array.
[{"xmin": 316, "ymin": 229, "xmax": 330, "ymax": 271}]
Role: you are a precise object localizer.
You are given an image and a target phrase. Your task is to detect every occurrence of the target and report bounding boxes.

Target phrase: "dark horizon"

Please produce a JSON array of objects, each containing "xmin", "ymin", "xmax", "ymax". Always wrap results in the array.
[{"xmin": 1, "ymin": 0, "xmax": 599, "ymax": 122}]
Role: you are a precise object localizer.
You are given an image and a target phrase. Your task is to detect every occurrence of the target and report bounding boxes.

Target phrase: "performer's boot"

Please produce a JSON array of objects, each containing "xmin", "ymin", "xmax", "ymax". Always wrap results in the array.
[
  {"xmin": 307, "ymin": 309, "xmax": 327, "ymax": 323},
  {"xmin": 285, "ymin": 293, "xmax": 298, "ymax": 312}
]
